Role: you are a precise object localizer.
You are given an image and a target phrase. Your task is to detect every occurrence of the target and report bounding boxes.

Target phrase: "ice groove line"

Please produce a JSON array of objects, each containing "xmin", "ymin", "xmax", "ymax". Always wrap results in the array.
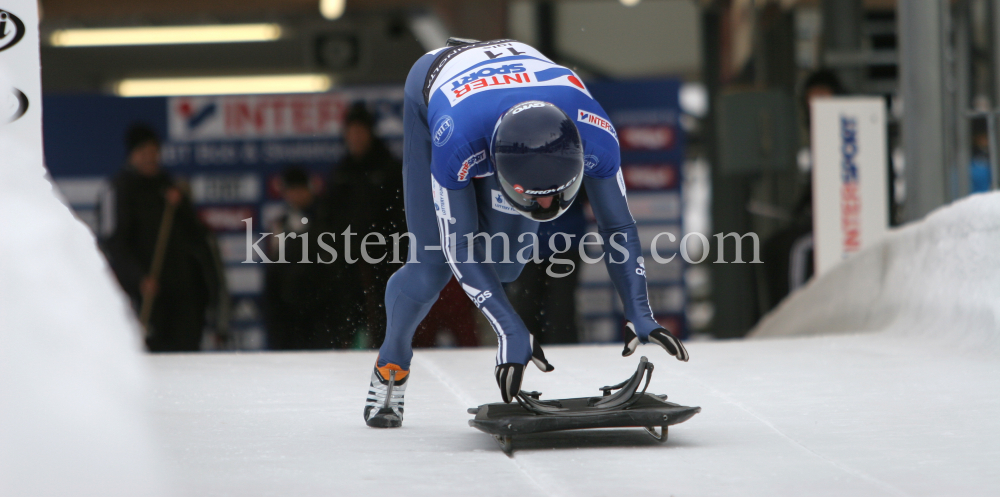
[
  {"xmin": 412, "ymin": 355, "xmax": 564, "ymax": 497},
  {"xmin": 673, "ymin": 370, "xmax": 912, "ymax": 497}
]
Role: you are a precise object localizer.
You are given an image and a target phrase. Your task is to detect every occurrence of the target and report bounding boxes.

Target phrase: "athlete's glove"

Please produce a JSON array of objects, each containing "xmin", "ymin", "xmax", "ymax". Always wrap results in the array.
[
  {"xmin": 496, "ymin": 335, "xmax": 553, "ymax": 403},
  {"xmin": 495, "ymin": 363, "xmax": 524, "ymax": 403},
  {"xmin": 530, "ymin": 334, "xmax": 555, "ymax": 372},
  {"xmin": 622, "ymin": 321, "xmax": 689, "ymax": 362}
]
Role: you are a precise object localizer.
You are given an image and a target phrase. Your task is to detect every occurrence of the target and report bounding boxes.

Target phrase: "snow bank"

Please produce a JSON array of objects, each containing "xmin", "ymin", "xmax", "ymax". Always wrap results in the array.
[
  {"xmin": 751, "ymin": 192, "xmax": 1000, "ymax": 354},
  {"xmin": 0, "ymin": 125, "xmax": 168, "ymax": 494}
]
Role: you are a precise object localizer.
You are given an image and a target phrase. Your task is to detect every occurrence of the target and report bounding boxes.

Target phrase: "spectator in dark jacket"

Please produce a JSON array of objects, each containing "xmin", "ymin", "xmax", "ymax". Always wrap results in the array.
[
  {"xmin": 762, "ymin": 70, "xmax": 845, "ymax": 310},
  {"xmin": 263, "ymin": 167, "xmax": 329, "ymax": 350},
  {"xmin": 99, "ymin": 124, "xmax": 216, "ymax": 352},
  {"xmin": 316, "ymin": 102, "xmax": 406, "ymax": 348}
]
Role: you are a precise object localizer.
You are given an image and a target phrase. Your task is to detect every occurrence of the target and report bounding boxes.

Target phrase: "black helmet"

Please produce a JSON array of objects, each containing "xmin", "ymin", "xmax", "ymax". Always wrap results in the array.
[{"xmin": 490, "ymin": 101, "xmax": 584, "ymax": 222}]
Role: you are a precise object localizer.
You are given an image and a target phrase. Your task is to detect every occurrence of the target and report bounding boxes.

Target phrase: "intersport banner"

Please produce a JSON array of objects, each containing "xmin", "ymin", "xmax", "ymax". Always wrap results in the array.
[{"xmin": 810, "ymin": 97, "xmax": 889, "ymax": 275}]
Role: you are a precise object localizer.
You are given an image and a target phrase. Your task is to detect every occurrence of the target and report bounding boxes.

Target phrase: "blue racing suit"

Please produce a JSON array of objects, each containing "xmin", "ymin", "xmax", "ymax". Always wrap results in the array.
[{"xmin": 378, "ymin": 40, "xmax": 659, "ymax": 370}]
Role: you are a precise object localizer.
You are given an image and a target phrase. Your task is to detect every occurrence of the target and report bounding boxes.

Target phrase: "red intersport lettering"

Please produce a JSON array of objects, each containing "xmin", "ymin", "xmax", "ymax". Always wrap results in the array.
[
  {"xmin": 221, "ymin": 96, "xmax": 346, "ymax": 137},
  {"xmin": 291, "ymin": 99, "xmax": 312, "ymax": 134},
  {"xmin": 458, "ymin": 150, "xmax": 486, "ymax": 181},
  {"xmin": 841, "ymin": 183, "xmax": 861, "ymax": 252},
  {"xmin": 452, "ymin": 74, "xmax": 532, "ymax": 100}
]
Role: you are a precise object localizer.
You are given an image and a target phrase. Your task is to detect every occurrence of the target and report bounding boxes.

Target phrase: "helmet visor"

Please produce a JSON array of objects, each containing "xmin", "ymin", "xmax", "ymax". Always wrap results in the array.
[{"xmin": 497, "ymin": 172, "xmax": 581, "ymax": 222}]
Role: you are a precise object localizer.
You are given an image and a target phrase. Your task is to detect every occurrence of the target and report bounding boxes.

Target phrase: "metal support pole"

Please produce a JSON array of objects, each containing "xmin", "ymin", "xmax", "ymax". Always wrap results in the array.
[
  {"xmin": 989, "ymin": 113, "xmax": 1000, "ymax": 190},
  {"xmin": 940, "ymin": 0, "xmax": 959, "ymax": 201},
  {"xmin": 898, "ymin": 0, "xmax": 950, "ymax": 221},
  {"xmin": 954, "ymin": 0, "xmax": 972, "ymax": 199},
  {"xmin": 536, "ymin": 1, "xmax": 555, "ymax": 60},
  {"xmin": 993, "ymin": 0, "xmax": 1000, "ymax": 108},
  {"xmin": 750, "ymin": 0, "xmax": 766, "ymax": 89},
  {"xmin": 821, "ymin": 0, "xmax": 863, "ymax": 91}
]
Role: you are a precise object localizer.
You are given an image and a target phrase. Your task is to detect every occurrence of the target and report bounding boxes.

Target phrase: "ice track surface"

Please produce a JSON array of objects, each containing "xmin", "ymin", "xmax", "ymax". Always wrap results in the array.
[{"xmin": 150, "ymin": 339, "xmax": 999, "ymax": 497}]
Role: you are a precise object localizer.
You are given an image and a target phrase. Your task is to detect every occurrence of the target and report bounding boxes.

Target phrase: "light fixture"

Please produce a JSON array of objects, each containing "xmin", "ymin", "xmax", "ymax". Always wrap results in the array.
[
  {"xmin": 114, "ymin": 74, "xmax": 333, "ymax": 97},
  {"xmin": 320, "ymin": 0, "xmax": 346, "ymax": 20},
  {"xmin": 49, "ymin": 23, "xmax": 282, "ymax": 47},
  {"xmin": 620, "ymin": 0, "xmax": 642, "ymax": 6},
  {"xmin": 679, "ymin": 82, "xmax": 709, "ymax": 118}
]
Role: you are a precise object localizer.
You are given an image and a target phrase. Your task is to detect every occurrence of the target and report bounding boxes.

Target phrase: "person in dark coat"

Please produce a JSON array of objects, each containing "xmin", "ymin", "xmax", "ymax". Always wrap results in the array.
[
  {"xmin": 762, "ymin": 70, "xmax": 844, "ymax": 310},
  {"xmin": 99, "ymin": 124, "xmax": 216, "ymax": 352},
  {"xmin": 263, "ymin": 167, "xmax": 329, "ymax": 350},
  {"xmin": 317, "ymin": 103, "xmax": 407, "ymax": 348}
]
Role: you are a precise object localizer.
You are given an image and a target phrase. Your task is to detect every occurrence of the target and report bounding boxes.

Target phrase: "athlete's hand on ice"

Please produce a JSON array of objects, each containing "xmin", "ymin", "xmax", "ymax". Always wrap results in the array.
[
  {"xmin": 495, "ymin": 363, "xmax": 524, "ymax": 403},
  {"xmin": 495, "ymin": 336, "xmax": 554, "ymax": 403},
  {"xmin": 622, "ymin": 321, "xmax": 689, "ymax": 362}
]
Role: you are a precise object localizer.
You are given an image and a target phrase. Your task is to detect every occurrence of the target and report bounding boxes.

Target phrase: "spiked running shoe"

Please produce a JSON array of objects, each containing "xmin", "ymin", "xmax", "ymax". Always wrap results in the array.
[{"xmin": 364, "ymin": 361, "xmax": 409, "ymax": 428}]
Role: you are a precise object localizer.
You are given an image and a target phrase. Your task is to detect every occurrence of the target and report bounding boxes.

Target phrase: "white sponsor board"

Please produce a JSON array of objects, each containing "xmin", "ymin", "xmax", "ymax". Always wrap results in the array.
[
  {"xmin": 189, "ymin": 173, "xmax": 261, "ymax": 204},
  {"xmin": 648, "ymin": 285, "xmax": 685, "ymax": 313},
  {"xmin": 217, "ymin": 234, "xmax": 253, "ymax": 264},
  {"xmin": 810, "ymin": 97, "xmax": 888, "ymax": 275},
  {"xmin": 226, "ymin": 266, "xmax": 264, "ymax": 294},
  {"xmin": 638, "ymin": 224, "xmax": 682, "ymax": 254},
  {"xmin": 627, "ymin": 192, "xmax": 681, "ymax": 221}
]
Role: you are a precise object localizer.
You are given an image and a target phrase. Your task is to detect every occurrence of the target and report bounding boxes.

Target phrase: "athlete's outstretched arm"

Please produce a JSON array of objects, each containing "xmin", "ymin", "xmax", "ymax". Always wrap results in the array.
[
  {"xmin": 431, "ymin": 177, "xmax": 553, "ymax": 402},
  {"xmin": 584, "ymin": 174, "xmax": 689, "ymax": 362}
]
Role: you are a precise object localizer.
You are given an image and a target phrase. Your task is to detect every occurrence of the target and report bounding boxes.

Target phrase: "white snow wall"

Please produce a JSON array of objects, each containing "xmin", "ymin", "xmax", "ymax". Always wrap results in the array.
[
  {"xmin": 0, "ymin": 2, "xmax": 169, "ymax": 496},
  {"xmin": 751, "ymin": 191, "xmax": 1000, "ymax": 355}
]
